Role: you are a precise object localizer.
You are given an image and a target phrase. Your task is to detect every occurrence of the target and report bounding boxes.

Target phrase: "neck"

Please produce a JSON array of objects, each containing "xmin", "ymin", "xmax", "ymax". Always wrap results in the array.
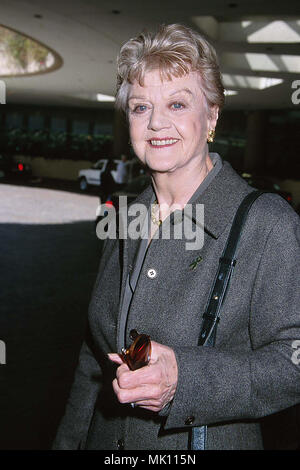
[{"xmin": 151, "ymin": 153, "xmax": 213, "ymax": 209}]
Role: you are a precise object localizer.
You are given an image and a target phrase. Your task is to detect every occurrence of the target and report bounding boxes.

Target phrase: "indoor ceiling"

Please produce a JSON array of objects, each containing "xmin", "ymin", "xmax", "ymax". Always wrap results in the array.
[{"xmin": 1, "ymin": 0, "xmax": 300, "ymax": 110}]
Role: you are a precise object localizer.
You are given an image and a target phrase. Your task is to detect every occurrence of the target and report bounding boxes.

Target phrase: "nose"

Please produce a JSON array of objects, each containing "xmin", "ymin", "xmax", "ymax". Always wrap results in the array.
[{"xmin": 147, "ymin": 106, "xmax": 171, "ymax": 131}]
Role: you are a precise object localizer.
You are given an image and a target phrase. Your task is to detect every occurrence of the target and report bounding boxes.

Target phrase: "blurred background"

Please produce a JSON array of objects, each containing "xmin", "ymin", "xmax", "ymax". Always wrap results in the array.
[{"xmin": 0, "ymin": 0, "xmax": 299, "ymax": 449}]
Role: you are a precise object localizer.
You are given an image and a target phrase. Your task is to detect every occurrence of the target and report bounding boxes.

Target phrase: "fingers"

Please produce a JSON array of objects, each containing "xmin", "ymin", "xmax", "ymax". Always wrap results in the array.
[
  {"xmin": 133, "ymin": 399, "xmax": 164, "ymax": 411},
  {"xmin": 139, "ymin": 405, "xmax": 161, "ymax": 412},
  {"xmin": 107, "ymin": 352, "xmax": 160, "ymax": 389},
  {"xmin": 112, "ymin": 377, "xmax": 163, "ymax": 405},
  {"xmin": 112, "ymin": 375, "xmax": 163, "ymax": 411},
  {"xmin": 117, "ymin": 363, "xmax": 160, "ymax": 388},
  {"xmin": 132, "ymin": 402, "xmax": 162, "ymax": 412},
  {"xmin": 109, "ymin": 342, "xmax": 178, "ymax": 413},
  {"xmin": 107, "ymin": 353, "xmax": 124, "ymax": 365}
]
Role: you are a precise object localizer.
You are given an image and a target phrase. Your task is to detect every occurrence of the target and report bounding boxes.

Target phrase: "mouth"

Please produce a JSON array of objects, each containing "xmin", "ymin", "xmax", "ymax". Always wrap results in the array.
[{"xmin": 148, "ymin": 138, "xmax": 179, "ymax": 148}]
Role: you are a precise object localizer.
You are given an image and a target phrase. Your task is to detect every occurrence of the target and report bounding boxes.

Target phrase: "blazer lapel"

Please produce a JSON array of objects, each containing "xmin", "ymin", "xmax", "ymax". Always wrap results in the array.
[{"xmin": 116, "ymin": 184, "xmax": 154, "ymax": 350}]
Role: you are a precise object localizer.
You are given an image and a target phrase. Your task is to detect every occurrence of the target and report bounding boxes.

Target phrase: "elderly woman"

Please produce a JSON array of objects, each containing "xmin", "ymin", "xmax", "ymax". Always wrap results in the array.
[{"xmin": 53, "ymin": 24, "xmax": 300, "ymax": 450}]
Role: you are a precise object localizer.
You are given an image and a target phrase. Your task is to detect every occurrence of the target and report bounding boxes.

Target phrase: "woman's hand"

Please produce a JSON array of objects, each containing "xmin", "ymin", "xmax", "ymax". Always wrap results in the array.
[{"xmin": 108, "ymin": 341, "xmax": 178, "ymax": 412}]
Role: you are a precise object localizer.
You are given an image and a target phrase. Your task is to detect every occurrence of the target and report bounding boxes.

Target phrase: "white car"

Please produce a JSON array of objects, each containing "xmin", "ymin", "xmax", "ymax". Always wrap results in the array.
[
  {"xmin": 78, "ymin": 158, "xmax": 143, "ymax": 191},
  {"xmin": 78, "ymin": 159, "xmax": 120, "ymax": 191}
]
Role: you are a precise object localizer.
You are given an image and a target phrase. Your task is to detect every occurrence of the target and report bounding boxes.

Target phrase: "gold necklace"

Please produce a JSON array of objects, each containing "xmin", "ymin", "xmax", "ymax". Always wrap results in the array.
[{"xmin": 151, "ymin": 200, "xmax": 162, "ymax": 226}]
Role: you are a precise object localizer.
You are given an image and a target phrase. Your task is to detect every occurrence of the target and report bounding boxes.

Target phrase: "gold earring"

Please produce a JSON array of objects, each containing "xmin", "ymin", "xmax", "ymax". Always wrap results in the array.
[{"xmin": 207, "ymin": 129, "xmax": 215, "ymax": 143}]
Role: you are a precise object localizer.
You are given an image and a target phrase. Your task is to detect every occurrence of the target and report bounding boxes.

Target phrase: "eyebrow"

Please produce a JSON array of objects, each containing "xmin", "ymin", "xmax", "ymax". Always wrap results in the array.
[
  {"xmin": 128, "ymin": 95, "xmax": 146, "ymax": 101},
  {"xmin": 128, "ymin": 88, "xmax": 194, "ymax": 101},
  {"xmin": 169, "ymin": 88, "xmax": 194, "ymax": 97}
]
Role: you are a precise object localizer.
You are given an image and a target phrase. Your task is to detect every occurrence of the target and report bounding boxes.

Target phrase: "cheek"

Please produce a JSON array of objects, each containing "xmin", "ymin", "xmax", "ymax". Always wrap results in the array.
[
  {"xmin": 178, "ymin": 115, "xmax": 207, "ymax": 147},
  {"xmin": 129, "ymin": 120, "xmax": 136, "ymax": 140},
  {"xmin": 129, "ymin": 120, "xmax": 147, "ymax": 160},
  {"xmin": 129, "ymin": 119, "xmax": 145, "ymax": 143},
  {"xmin": 195, "ymin": 112, "xmax": 209, "ymax": 139}
]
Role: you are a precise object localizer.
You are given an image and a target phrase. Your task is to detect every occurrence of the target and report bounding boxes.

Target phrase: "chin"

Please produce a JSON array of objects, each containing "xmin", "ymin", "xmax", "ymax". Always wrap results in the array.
[{"xmin": 145, "ymin": 157, "xmax": 177, "ymax": 173}]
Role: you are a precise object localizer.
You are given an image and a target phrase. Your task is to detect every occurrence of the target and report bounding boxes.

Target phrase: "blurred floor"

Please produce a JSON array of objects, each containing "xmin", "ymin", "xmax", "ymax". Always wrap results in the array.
[{"xmin": 0, "ymin": 182, "xmax": 102, "ymax": 449}]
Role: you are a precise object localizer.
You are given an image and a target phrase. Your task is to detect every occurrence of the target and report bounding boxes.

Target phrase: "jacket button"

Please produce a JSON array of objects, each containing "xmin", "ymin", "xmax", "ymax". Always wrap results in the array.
[
  {"xmin": 117, "ymin": 439, "xmax": 124, "ymax": 450},
  {"xmin": 147, "ymin": 268, "xmax": 157, "ymax": 279},
  {"xmin": 185, "ymin": 416, "xmax": 195, "ymax": 426}
]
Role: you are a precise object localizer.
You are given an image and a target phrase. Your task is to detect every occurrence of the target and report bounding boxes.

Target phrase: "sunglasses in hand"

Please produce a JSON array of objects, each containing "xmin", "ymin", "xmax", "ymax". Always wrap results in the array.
[{"xmin": 121, "ymin": 329, "xmax": 151, "ymax": 371}]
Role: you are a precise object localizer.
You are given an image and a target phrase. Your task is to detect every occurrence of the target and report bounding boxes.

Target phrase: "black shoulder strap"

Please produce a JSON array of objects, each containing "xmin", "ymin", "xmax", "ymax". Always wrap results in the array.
[
  {"xmin": 198, "ymin": 190, "xmax": 266, "ymax": 347},
  {"xmin": 191, "ymin": 190, "xmax": 267, "ymax": 451}
]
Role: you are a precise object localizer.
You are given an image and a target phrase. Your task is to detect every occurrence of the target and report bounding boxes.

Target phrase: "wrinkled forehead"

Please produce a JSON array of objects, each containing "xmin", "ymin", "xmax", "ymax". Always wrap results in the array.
[{"xmin": 128, "ymin": 69, "xmax": 204, "ymax": 99}]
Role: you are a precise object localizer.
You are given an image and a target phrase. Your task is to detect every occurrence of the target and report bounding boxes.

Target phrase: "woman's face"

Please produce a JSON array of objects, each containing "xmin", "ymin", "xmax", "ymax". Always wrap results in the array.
[{"xmin": 128, "ymin": 69, "xmax": 218, "ymax": 175}]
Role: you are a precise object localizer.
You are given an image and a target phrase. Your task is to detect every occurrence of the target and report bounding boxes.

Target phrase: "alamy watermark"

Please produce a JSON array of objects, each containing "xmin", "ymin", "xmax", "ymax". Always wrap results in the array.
[
  {"xmin": 0, "ymin": 340, "xmax": 6, "ymax": 365},
  {"xmin": 95, "ymin": 197, "xmax": 205, "ymax": 251},
  {"xmin": 291, "ymin": 80, "xmax": 300, "ymax": 105},
  {"xmin": 0, "ymin": 80, "xmax": 6, "ymax": 104}
]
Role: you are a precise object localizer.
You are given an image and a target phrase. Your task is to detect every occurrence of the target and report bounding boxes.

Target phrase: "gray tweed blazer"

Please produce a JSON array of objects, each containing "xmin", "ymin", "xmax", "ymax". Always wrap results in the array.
[{"xmin": 53, "ymin": 159, "xmax": 300, "ymax": 450}]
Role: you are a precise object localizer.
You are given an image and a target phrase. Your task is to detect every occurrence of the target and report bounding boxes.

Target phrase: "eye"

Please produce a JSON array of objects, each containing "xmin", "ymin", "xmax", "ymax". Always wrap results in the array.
[
  {"xmin": 132, "ymin": 104, "xmax": 148, "ymax": 114},
  {"xmin": 171, "ymin": 102, "xmax": 185, "ymax": 110}
]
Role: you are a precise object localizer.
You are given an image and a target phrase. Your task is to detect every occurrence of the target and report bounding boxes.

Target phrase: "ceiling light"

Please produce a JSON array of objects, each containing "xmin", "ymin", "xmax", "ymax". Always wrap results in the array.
[
  {"xmin": 223, "ymin": 52, "xmax": 300, "ymax": 74},
  {"xmin": 222, "ymin": 74, "xmax": 283, "ymax": 90},
  {"xmin": 96, "ymin": 93, "xmax": 115, "ymax": 102},
  {"xmin": 247, "ymin": 20, "xmax": 300, "ymax": 43},
  {"xmin": 224, "ymin": 90, "xmax": 238, "ymax": 96},
  {"xmin": 0, "ymin": 24, "xmax": 60, "ymax": 77},
  {"xmin": 216, "ymin": 17, "xmax": 300, "ymax": 43}
]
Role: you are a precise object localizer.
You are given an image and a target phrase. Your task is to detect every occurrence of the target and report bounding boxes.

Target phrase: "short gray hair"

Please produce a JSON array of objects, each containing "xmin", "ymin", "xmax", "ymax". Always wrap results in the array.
[{"xmin": 116, "ymin": 23, "xmax": 224, "ymax": 115}]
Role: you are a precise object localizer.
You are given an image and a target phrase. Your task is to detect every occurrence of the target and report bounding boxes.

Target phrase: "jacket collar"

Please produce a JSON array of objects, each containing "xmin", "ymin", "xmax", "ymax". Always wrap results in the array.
[
  {"xmin": 123, "ymin": 159, "xmax": 251, "ymax": 241},
  {"xmin": 189, "ymin": 160, "xmax": 251, "ymax": 239}
]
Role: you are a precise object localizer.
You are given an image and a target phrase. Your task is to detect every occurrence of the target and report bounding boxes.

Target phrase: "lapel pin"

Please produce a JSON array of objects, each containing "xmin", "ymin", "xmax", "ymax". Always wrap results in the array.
[{"xmin": 189, "ymin": 255, "xmax": 203, "ymax": 270}]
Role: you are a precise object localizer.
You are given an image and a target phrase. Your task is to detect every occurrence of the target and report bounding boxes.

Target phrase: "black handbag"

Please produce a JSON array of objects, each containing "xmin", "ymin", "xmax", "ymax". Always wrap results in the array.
[{"xmin": 191, "ymin": 190, "xmax": 266, "ymax": 450}]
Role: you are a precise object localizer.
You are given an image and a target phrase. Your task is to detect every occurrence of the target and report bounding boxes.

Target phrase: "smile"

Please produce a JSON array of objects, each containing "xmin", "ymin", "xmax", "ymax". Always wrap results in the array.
[{"xmin": 149, "ymin": 139, "xmax": 179, "ymax": 147}]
